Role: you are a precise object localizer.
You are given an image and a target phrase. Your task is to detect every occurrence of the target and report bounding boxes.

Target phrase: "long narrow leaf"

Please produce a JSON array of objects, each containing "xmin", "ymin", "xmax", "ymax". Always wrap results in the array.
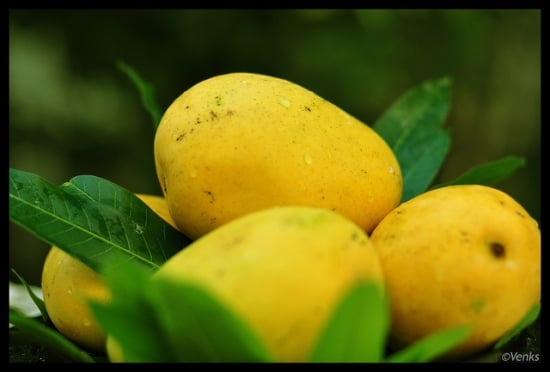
[
  {"xmin": 10, "ymin": 268, "xmax": 48, "ymax": 323},
  {"xmin": 117, "ymin": 60, "xmax": 163, "ymax": 128},
  {"xmin": 9, "ymin": 168, "xmax": 189, "ymax": 273},
  {"xmin": 431, "ymin": 155, "xmax": 526, "ymax": 189},
  {"xmin": 493, "ymin": 304, "xmax": 540, "ymax": 350},
  {"xmin": 385, "ymin": 325, "xmax": 471, "ymax": 363},
  {"xmin": 9, "ymin": 309, "xmax": 95, "ymax": 363}
]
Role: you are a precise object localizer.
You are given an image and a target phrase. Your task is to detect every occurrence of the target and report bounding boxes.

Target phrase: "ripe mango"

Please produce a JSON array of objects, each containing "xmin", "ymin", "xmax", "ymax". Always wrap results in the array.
[
  {"xmin": 153, "ymin": 206, "xmax": 385, "ymax": 361},
  {"xmin": 154, "ymin": 72, "xmax": 402, "ymax": 239},
  {"xmin": 370, "ymin": 185, "xmax": 541, "ymax": 358}
]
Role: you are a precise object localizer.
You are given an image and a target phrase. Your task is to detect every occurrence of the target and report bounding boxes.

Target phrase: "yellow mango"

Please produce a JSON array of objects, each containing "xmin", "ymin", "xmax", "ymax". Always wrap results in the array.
[
  {"xmin": 153, "ymin": 206, "xmax": 385, "ymax": 362},
  {"xmin": 154, "ymin": 72, "xmax": 402, "ymax": 239},
  {"xmin": 370, "ymin": 184, "xmax": 541, "ymax": 359}
]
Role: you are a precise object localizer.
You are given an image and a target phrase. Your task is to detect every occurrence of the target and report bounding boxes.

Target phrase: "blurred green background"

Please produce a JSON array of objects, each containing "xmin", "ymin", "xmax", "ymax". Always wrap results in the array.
[{"xmin": 9, "ymin": 9, "xmax": 540, "ymax": 285}]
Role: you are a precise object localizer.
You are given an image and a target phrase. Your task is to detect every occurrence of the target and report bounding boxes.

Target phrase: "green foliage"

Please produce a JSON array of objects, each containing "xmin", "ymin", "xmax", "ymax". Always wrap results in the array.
[
  {"xmin": 493, "ymin": 304, "xmax": 540, "ymax": 350},
  {"xmin": 117, "ymin": 60, "xmax": 163, "ymax": 128},
  {"xmin": 9, "ymin": 309, "xmax": 95, "ymax": 363},
  {"xmin": 308, "ymin": 281, "xmax": 389, "ymax": 362},
  {"xmin": 9, "ymin": 169, "xmax": 190, "ymax": 273},
  {"xmin": 373, "ymin": 77, "xmax": 451, "ymax": 202},
  {"xmin": 385, "ymin": 325, "xmax": 472, "ymax": 363},
  {"xmin": 91, "ymin": 262, "xmax": 273, "ymax": 362},
  {"xmin": 89, "ymin": 262, "xmax": 176, "ymax": 362},
  {"xmin": 10, "ymin": 269, "xmax": 49, "ymax": 324},
  {"xmin": 431, "ymin": 155, "xmax": 526, "ymax": 189}
]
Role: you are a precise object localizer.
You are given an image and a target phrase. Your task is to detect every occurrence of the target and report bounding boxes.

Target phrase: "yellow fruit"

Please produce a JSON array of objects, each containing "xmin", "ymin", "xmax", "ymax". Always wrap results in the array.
[
  {"xmin": 370, "ymin": 184, "xmax": 541, "ymax": 359},
  {"xmin": 134, "ymin": 193, "xmax": 178, "ymax": 230},
  {"xmin": 153, "ymin": 205, "xmax": 385, "ymax": 362},
  {"xmin": 154, "ymin": 72, "xmax": 402, "ymax": 239},
  {"xmin": 42, "ymin": 246, "xmax": 110, "ymax": 353},
  {"xmin": 41, "ymin": 194, "xmax": 176, "ymax": 353}
]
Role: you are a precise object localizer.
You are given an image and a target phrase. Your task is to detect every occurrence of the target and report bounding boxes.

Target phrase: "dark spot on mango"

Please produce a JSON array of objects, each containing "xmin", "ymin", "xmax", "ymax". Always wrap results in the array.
[
  {"xmin": 516, "ymin": 210, "xmax": 526, "ymax": 218},
  {"xmin": 204, "ymin": 190, "xmax": 215, "ymax": 204},
  {"xmin": 227, "ymin": 110, "xmax": 235, "ymax": 116},
  {"xmin": 489, "ymin": 242, "xmax": 506, "ymax": 259},
  {"xmin": 176, "ymin": 132, "xmax": 186, "ymax": 141},
  {"xmin": 210, "ymin": 110, "xmax": 218, "ymax": 120},
  {"xmin": 304, "ymin": 106, "xmax": 311, "ymax": 112}
]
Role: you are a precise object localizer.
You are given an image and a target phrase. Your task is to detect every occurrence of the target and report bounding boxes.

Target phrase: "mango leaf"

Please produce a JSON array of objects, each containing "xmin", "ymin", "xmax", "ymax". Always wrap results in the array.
[
  {"xmin": 117, "ymin": 60, "xmax": 163, "ymax": 128},
  {"xmin": 308, "ymin": 280, "xmax": 389, "ymax": 362},
  {"xmin": 10, "ymin": 268, "xmax": 48, "ymax": 323},
  {"xmin": 9, "ymin": 309, "xmax": 95, "ymax": 363},
  {"xmin": 9, "ymin": 168, "xmax": 190, "ymax": 273},
  {"xmin": 90, "ymin": 261, "xmax": 273, "ymax": 362},
  {"xmin": 493, "ymin": 304, "xmax": 540, "ymax": 350},
  {"xmin": 373, "ymin": 77, "xmax": 452, "ymax": 202},
  {"xmin": 430, "ymin": 155, "xmax": 526, "ymax": 189},
  {"xmin": 90, "ymin": 261, "xmax": 176, "ymax": 362},
  {"xmin": 385, "ymin": 325, "xmax": 472, "ymax": 363},
  {"xmin": 153, "ymin": 276, "xmax": 273, "ymax": 362}
]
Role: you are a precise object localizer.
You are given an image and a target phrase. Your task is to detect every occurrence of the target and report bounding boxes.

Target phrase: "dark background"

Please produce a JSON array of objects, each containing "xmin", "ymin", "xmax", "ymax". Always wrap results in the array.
[{"xmin": 9, "ymin": 9, "xmax": 541, "ymax": 286}]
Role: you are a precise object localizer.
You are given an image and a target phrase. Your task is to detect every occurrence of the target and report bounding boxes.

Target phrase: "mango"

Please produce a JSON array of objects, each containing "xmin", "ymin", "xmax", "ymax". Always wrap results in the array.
[
  {"xmin": 370, "ymin": 184, "xmax": 541, "ymax": 359},
  {"xmin": 154, "ymin": 72, "xmax": 402, "ymax": 239},
  {"xmin": 153, "ymin": 205, "xmax": 385, "ymax": 362}
]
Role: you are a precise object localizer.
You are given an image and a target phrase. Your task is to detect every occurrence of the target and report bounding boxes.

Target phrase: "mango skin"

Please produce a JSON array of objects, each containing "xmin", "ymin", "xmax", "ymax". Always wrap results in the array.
[
  {"xmin": 153, "ymin": 206, "xmax": 385, "ymax": 362},
  {"xmin": 370, "ymin": 185, "xmax": 541, "ymax": 359},
  {"xmin": 41, "ymin": 194, "xmax": 177, "ymax": 353},
  {"xmin": 41, "ymin": 246, "xmax": 111, "ymax": 353},
  {"xmin": 154, "ymin": 72, "xmax": 402, "ymax": 239}
]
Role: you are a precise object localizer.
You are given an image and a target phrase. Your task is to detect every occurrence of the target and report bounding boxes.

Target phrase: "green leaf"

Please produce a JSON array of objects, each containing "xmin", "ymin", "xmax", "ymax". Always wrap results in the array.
[
  {"xmin": 9, "ymin": 168, "xmax": 190, "ymax": 273},
  {"xmin": 9, "ymin": 309, "xmax": 95, "ymax": 363},
  {"xmin": 373, "ymin": 77, "xmax": 452, "ymax": 202},
  {"xmin": 431, "ymin": 155, "xmax": 526, "ymax": 189},
  {"xmin": 90, "ymin": 262, "xmax": 177, "ymax": 362},
  {"xmin": 396, "ymin": 130, "xmax": 450, "ymax": 202},
  {"xmin": 385, "ymin": 325, "xmax": 472, "ymax": 363},
  {"xmin": 117, "ymin": 60, "xmax": 163, "ymax": 128},
  {"xmin": 91, "ymin": 261, "xmax": 273, "ymax": 362},
  {"xmin": 308, "ymin": 280, "xmax": 389, "ymax": 362},
  {"xmin": 153, "ymin": 276, "xmax": 273, "ymax": 362},
  {"xmin": 10, "ymin": 268, "xmax": 48, "ymax": 323},
  {"xmin": 493, "ymin": 304, "xmax": 540, "ymax": 350}
]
